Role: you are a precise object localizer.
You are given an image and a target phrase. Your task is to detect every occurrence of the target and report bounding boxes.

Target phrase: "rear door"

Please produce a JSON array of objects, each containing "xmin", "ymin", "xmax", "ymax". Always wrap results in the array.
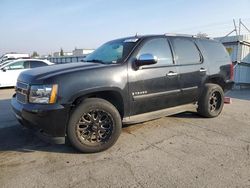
[
  {"xmin": 169, "ymin": 37, "xmax": 207, "ymax": 104},
  {"xmin": 128, "ymin": 37, "xmax": 182, "ymax": 115}
]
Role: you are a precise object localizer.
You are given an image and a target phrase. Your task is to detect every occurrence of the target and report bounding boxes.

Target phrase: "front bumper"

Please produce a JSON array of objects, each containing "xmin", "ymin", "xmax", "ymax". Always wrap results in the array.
[{"xmin": 11, "ymin": 94, "xmax": 71, "ymax": 144}]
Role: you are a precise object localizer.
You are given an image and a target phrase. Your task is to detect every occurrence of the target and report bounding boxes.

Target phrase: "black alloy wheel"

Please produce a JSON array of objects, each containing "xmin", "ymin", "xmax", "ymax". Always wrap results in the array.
[
  {"xmin": 76, "ymin": 109, "xmax": 114, "ymax": 146},
  {"xmin": 67, "ymin": 98, "xmax": 122, "ymax": 153},
  {"xmin": 208, "ymin": 91, "xmax": 222, "ymax": 113},
  {"xmin": 197, "ymin": 83, "xmax": 224, "ymax": 118}
]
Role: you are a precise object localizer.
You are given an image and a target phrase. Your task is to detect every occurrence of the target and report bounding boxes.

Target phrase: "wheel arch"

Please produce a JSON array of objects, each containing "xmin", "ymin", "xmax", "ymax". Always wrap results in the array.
[
  {"xmin": 70, "ymin": 88, "xmax": 125, "ymax": 118},
  {"xmin": 206, "ymin": 75, "xmax": 226, "ymax": 91}
]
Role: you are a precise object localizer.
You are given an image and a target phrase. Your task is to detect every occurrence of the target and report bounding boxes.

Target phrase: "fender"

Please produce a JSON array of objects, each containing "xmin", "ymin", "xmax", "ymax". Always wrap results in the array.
[{"xmin": 68, "ymin": 86, "xmax": 129, "ymax": 117}]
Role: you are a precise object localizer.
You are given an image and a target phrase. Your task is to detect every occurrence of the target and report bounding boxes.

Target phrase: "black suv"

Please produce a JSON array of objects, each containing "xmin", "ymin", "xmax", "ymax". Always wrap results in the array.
[{"xmin": 11, "ymin": 34, "xmax": 234, "ymax": 153}]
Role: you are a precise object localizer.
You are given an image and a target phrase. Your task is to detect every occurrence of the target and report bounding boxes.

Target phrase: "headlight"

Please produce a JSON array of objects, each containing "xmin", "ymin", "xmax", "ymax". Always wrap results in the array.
[{"xmin": 29, "ymin": 84, "xmax": 58, "ymax": 104}]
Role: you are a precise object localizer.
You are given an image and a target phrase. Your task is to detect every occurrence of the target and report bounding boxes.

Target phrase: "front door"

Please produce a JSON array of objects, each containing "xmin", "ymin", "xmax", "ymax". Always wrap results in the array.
[{"xmin": 128, "ymin": 37, "xmax": 181, "ymax": 115}]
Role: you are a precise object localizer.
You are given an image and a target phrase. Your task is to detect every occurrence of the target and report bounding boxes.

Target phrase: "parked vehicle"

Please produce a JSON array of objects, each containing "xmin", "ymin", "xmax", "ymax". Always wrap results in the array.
[
  {"xmin": 0, "ymin": 59, "xmax": 14, "ymax": 67},
  {"xmin": 11, "ymin": 34, "xmax": 234, "ymax": 153},
  {"xmin": 0, "ymin": 59, "xmax": 53, "ymax": 88},
  {"xmin": 0, "ymin": 53, "xmax": 30, "ymax": 63}
]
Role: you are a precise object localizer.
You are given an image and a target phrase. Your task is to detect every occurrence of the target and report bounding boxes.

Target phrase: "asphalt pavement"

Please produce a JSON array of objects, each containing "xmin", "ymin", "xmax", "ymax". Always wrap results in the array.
[{"xmin": 0, "ymin": 88, "xmax": 250, "ymax": 188}]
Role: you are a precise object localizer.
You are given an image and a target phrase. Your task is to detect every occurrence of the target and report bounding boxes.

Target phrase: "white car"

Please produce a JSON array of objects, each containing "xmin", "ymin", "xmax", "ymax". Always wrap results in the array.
[
  {"xmin": 0, "ymin": 53, "xmax": 30, "ymax": 63},
  {"xmin": 0, "ymin": 59, "xmax": 54, "ymax": 88},
  {"xmin": 0, "ymin": 59, "xmax": 14, "ymax": 67}
]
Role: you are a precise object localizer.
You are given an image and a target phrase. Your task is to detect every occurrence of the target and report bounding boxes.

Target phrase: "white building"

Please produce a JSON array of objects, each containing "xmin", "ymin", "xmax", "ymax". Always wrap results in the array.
[
  {"xmin": 64, "ymin": 52, "xmax": 73, "ymax": 56},
  {"xmin": 215, "ymin": 35, "xmax": 250, "ymax": 86},
  {"xmin": 73, "ymin": 49, "xmax": 94, "ymax": 56},
  {"xmin": 53, "ymin": 52, "xmax": 60, "ymax": 57},
  {"xmin": 53, "ymin": 51, "xmax": 73, "ymax": 57}
]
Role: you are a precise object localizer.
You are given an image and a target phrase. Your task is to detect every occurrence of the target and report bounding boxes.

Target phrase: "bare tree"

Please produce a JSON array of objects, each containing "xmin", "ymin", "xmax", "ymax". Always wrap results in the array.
[
  {"xmin": 60, "ymin": 48, "xmax": 64, "ymax": 56},
  {"xmin": 31, "ymin": 51, "xmax": 39, "ymax": 58}
]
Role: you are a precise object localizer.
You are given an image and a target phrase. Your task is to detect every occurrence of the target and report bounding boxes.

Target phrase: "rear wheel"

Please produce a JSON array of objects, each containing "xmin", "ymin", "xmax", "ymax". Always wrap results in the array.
[
  {"xmin": 197, "ymin": 83, "xmax": 224, "ymax": 118},
  {"xmin": 67, "ymin": 98, "xmax": 122, "ymax": 153}
]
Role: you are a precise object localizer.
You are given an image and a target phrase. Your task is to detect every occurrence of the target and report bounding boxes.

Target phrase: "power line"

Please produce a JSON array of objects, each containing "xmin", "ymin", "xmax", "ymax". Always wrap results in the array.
[
  {"xmin": 172, "ymin": 20, "xmax": 234, "ymax": 33},
  {"xmin": 171, "ymin": 18, "xmax": 250, "ymax": 37}
]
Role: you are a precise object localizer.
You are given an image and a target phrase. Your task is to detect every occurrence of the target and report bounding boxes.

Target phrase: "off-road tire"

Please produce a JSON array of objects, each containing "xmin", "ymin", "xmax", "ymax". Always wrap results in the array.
[
  {"xmin": 67, "ymin": 98, "xmax": 122, "ymax": 153},
  {"xmin": 197, "ymin": 83, "xmax": 224, "ymax": 118}
]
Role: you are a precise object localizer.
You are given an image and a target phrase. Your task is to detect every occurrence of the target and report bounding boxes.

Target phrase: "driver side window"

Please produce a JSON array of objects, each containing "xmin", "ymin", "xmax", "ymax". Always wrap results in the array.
[{"xmin": 137, "ymin": 38, "xmax": 173, "ymax": 67}]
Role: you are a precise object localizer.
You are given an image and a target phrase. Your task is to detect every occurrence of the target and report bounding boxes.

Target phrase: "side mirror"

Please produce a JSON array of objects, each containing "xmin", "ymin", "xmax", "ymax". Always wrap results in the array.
[
  {"xmin": 1, "ymin": 67, "xmax": 7, "ymax": 72},
  {"xmin": 135, "ymin": 53, "xmax": 158, "ymax": 67}
]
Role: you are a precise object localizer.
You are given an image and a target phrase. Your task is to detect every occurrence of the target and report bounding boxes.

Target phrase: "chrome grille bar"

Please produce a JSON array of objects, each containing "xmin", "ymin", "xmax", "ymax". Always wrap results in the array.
[{"xmin": 16, "ymin": 81, "xmax": 29, "ymax": 104}]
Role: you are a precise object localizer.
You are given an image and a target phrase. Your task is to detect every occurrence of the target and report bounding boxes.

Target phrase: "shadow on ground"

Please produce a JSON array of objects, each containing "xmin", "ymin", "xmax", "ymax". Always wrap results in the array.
[
  {"xmin": 0, "ymin": 112, "xmax": 200, "ymax": 154},
  {"xmin": 0, "ymin": 97, "xmax": 76, "ymax": 153},
  {"xmin": 0, "ymin": 126, "xmax": 76, "ymax": 154},
  {"xmin": 170, "ymin": 111, "xmax": 202, "ymax": 119},
  {"xmin": 0, "ymin": 99, "xmax": 18, "ymax": 129}
]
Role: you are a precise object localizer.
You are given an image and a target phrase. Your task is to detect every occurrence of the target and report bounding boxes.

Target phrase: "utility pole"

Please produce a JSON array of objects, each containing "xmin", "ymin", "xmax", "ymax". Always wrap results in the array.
[
  {"xmin": 221, "ymin": 18, "xmax": 250, "ymax": 39},
  {"xmin": 240, "ymin": 20, "xmax": 250, "ymax": 34},
  {"xmin": 239, "ymin": 19, "xmax": 241, "ymax": 35},
  {"xmin": 233, "ymin": 19, "xmax": 238, "ymax": 36}
]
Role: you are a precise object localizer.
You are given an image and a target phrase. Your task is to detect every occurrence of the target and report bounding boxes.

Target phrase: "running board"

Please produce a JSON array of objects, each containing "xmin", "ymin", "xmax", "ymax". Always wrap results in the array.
[{"xmin": 122, "ymin": 103, "xmax": 197, "ymax": 125}]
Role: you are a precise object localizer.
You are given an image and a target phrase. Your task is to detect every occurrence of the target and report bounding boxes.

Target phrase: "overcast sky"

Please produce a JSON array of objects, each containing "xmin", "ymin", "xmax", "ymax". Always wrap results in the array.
[{"xmin": 0, "ymin": 0, "xmax": 250, "ymax": 55}]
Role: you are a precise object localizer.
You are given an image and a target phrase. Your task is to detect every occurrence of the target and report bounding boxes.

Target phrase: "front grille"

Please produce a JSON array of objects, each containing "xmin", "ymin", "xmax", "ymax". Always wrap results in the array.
[{"xmin": 16, "ymin": 82, "xmax": 29, "ymax": 104}]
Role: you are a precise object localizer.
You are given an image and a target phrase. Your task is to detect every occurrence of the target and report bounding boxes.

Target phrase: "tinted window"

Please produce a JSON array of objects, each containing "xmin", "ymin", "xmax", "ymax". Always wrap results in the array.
[
  {"xmin": 200, "ymin": 40, "xmax": 230, "ymax": 62},
  {"xmin": 172, "ymin": 38, "xmax": 201, "ymax": 65},
  {"xmin": 85, "ymin": 38, "xmax": 138, "ymax": 64},
  {"xmin": 5, "ymin": 61, "xmax": 25, "ymax": 70},
  {"xmin": 137, "ymin": 38, "xmax": 173, "ymax": 66},
  {"xmin": 30, "ymin": 61, "xmax": 47, "ymax": 68},
  {"xmin": 23, "ymin": 61, "xmax": 30, "ymax": 69}
]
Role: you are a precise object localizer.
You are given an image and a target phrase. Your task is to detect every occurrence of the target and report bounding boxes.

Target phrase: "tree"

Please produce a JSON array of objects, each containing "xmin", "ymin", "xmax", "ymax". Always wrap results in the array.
[
  {"xmin": 31, "ymin": 51, "xmax": 39, "ymax": 58},
  {"xmin": 60, "ymin": 48, "xmax": 64, "ymax": 56}
]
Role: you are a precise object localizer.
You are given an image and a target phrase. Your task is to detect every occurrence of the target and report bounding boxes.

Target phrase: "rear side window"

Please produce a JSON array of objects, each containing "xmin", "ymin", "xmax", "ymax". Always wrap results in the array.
[
  {"xmin": 30, "ymin": 61, "xmax": 47, "ymax": 68},
  {"xmin": 171, "ymin": 38, "xmax": 201, "ymax": 65},
  {"xmin": 137, "ymin": 38, "xmax": 173, "ymax": 67},
  {"xmin": 200, "ymin": 40, "xmax": 230, "ymax": 62}
]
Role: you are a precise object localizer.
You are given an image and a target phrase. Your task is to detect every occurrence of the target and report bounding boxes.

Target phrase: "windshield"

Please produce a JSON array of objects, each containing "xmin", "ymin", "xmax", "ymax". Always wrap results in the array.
[
  {"xmin": 84, "ymin": 38, "xmax": 139, "ymax": 64},
  {"xmin": 0, "ymin": 60, "xmax": 14, "ymax": 67}
]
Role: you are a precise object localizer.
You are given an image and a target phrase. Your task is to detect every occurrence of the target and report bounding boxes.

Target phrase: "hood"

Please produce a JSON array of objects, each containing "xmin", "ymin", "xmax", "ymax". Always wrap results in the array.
[{"xmin": 18, "ymin": 62, "xmax": 112, "ymax": 83}]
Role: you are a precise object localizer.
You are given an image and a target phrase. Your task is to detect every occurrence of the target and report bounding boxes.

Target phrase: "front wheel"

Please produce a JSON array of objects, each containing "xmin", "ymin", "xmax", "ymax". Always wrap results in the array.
[
  {"xmin": 197, "ymin": 83, "xmax": 224, "ymax": 118},
  {"xmin": 67, "ymin": 98, "xmax": 122, "ymax": 153}
]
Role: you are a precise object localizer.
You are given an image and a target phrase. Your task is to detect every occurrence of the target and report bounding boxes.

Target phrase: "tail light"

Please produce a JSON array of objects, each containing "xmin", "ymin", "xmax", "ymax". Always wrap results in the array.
[{"xmin": 230, "ymin": 63, "xmax": 234, "ymax": 80}]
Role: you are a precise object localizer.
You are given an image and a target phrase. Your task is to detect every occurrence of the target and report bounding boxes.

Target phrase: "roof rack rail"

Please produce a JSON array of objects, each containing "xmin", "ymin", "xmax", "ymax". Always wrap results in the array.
[
  {"xmin": 165, "ymin": 33, "xmax": 212, "ymax": 39},
  {"xmin": 164, "ymin": 33, "xmax": 196, "ymax": 37}
]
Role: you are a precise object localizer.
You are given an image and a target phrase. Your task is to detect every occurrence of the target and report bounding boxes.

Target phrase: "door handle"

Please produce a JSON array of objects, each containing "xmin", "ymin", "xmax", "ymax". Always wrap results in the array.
[
  {"xmin": 199, "ymin": 68, "xmax": 207, "ymax": 72},
  {"xmin": 167, "ymin": 71, "xmax": 178, "ymax": 77}
]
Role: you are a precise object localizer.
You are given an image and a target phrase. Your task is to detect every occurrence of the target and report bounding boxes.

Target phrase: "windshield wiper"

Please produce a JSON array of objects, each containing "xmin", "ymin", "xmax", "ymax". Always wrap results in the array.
[{"xmin": 85, "ymin": 59, "xmax": 106, "ymax": 64}]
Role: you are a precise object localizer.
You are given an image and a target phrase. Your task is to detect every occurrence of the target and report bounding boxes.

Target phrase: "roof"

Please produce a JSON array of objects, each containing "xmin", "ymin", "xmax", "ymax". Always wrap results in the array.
[
  {"xmin": 111, "ymin": 33, "xmax": 212, "ymax": 43},
  {"xmin": 0, "ymin": 58, "xmax": 53, "ymax": 68}
]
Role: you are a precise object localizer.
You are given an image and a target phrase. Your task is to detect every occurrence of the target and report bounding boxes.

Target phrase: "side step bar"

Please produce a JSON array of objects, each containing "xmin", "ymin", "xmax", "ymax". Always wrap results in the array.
[{"xmin": 122, "ymin": 103, "xmax": 197, "ymax": 125}]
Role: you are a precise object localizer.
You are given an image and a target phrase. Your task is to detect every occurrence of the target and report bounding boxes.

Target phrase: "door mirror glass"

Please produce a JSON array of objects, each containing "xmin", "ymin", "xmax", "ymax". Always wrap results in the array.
[{"xmin": 135, "ymin": 53, "xmax": 158, "ymax": 67}]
